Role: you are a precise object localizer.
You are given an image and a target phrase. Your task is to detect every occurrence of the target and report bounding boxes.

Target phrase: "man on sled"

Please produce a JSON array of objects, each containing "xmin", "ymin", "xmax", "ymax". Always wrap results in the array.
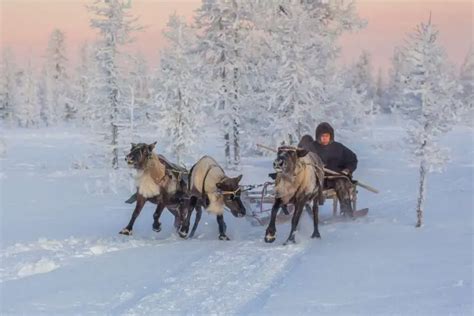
[{"xmin": 298, "ymin": 122, "xmax": 358, "ymax": 217}]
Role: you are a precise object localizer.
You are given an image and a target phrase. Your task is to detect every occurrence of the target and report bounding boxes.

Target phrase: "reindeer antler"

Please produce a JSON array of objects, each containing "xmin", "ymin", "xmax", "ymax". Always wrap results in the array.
[
  {"xmin": 256, "ymin": 143, "xmax": 277, "ymax": 153},
  {"xmin": 257, "ymin": 144, "xmax": 305, "ymax": 153}
]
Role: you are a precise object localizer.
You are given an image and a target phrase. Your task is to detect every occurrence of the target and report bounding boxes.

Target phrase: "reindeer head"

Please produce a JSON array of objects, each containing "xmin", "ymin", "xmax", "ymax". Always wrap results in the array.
[
  {"xmin": 273, "ymin": 146, "xmax": 308, "ymax": 177},
  {"xmin": 216, "ymin": 174, "xmax": 246, "ymax": 218},
  {"xmin": 125, "ymin": 142, "xmax": 156, "ymax": 169}
]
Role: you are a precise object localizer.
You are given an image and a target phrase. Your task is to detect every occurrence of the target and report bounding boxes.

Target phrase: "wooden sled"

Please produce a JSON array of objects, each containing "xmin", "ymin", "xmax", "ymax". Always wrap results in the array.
[{"xmin": 241, "ymin": 182, "xmax": 373, "ymax": 226}]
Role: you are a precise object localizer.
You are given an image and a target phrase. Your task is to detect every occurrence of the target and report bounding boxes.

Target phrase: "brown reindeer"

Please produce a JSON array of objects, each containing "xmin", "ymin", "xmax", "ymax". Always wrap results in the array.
[
  {"xmin": 264, "ymin": 146, "xmax": 324, "ymax": 244},
  {"xmin": 119, "ymin": 142, "xmax": 187, "ymax": 236},
  {"xmin": 178, "ymin": 156, "xmax": 246, "ymax": 240}
]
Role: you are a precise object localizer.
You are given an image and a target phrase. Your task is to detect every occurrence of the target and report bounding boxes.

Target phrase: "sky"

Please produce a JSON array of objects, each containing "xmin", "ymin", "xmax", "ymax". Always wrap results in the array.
[{"xmin": 0, "ymin": 0, "xmax": 472, "ymax": 75}]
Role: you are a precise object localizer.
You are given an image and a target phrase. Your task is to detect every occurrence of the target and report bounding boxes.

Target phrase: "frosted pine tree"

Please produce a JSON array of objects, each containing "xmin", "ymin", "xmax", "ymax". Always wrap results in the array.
[
  {"xmin": 320, "ymin": 71, "xmax": 367, "ymax": 142},
  {"xmin": 350, "ymin": 51, "xmax": 375, "ymax": 97},
  {"xmin": 263, "ymin": 0, "xmax": 364, "ymax": 145},
  {"xmin": 15, "ymin": 61, "xmax": 41, "ymax": 128},
  {"xmin": 269, "ymin": 2, "xmax": 321, "ymax": 145},
  {"xmin": 395, "ymin": 18, "xmax": 462, "ymax": 227},
  {"xmin": 194, "ymin": 0, "xmax": 253, "ymax": 167},
  {"xmin": 375, "ymin": 68, "xmax": 389, "ymax": 113},
  {"xmin": 346, "ymin": 50, "xmax": 377, "ymax": 116},
  {"xmin": 130, "ymin": 53, "xmax": 152, "ymax": 109},
  {"xmin": 0, "ymin": 48, "xmax": 17, "ymax": 123},
  {"xmin": 458, "ymin": 46, "xmax": 473, "ymax": 124},
  {"xmin": 72, "ymin": 42, "xmax": 98, "ymax": 124},
  {"xmin": 155, "ymin": 14, "xmax": 203, "ymax": 165},
  {"xmin": 42, "ymin": 29, "xmax": 73, "ymax": 124},
  {"xmin": 387, "ymin": 47, "xmax": 404, "ymax": 113},
  {"xmin": 127, "ymin": 52, "xmax": 152, "ymax": 134},
  {"xmin": 209, "ymin": 1, "xmax": 279, "ymax": 155},
  {"xmin": 88, "ymin": 0, "xmax": 141, "ymax": 169}
]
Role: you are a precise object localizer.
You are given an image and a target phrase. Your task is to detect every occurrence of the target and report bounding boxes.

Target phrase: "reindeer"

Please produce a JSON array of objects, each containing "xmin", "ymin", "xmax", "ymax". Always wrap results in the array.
[
  {"xmin": 264, "ymin": 146, "xmax": 325, "ymax": 245},
  {"xmin": 119, "ymin": 142, "xmax": 188, "ymax": 236},
  {"xmin": 178, "ymin": 156, "xmax": 246, "ymax": 240}
]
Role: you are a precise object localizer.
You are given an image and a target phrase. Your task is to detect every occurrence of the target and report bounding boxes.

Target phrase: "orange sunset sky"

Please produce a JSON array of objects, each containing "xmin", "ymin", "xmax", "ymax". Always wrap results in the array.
[{"xmin": 0, "ymin": 0, "xmax": 472, "ymax": 75}]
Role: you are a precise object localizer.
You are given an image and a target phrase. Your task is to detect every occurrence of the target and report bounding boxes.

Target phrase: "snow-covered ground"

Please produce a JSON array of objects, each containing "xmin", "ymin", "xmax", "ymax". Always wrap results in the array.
[{"xmin": 0, "ymin": 122, "xmax": 472, "ymax": 315}]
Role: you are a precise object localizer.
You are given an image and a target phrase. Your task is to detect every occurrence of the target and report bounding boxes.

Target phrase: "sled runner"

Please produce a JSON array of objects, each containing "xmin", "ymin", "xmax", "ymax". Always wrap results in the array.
[{"xmin": 239, "ymin": 176, "xmax": 376, "ymax": 226}]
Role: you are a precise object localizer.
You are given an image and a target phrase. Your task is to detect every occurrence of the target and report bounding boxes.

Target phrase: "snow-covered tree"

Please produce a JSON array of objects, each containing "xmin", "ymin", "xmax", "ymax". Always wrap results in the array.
[
  {"xmin": 321, "ymin": 72, "xmax": 368, "ymax": 142},
  {"xmin": 41, "ymin": 29, "xmax": 73, "ymax": 124},
  {"xmin": 201, "ymin": 2, "xmax": 276, "ymax": 149},
  {"xmin": 194, "ymin": 0, "xmax": 254, "ymax": 167},
  {"xmin": 130, "ymin": 53, "xmax": 151, "ymax": 107},
  {"xmin": 71, "ymin": 42, "xmax": 97, "ymax": 124},
  {"xmin": 88, "ymin": 0, "xmax": 141, "ymax": 169},
  {"xmin": 458, "ymin": 46, "xmax": 473, "ymax": 123},
  {"xmin": 268, "ymin": 2, "xmax": 323, "ymax": 145},
  {"xmin": 387, "ymin": 47, "xmax": 404, "ymax": 113},
  {"xmin": 346, "ymin": 50, "xmax": 377, "ymax": 115},
  {"xmin": 155, "ymin": 14, "xmax": 204, "ymax": 164},
  {"xmin": 350, "ymin": 51, "xmax": 375, "ymax": 96},
  {"xmin": 127, "ymin": 52, "xmax": 152, "ymax": 132},
  {"xmin": 0, "ymin": 48, "xmax": 17, "ymax": 123},
  {"xmin": 15, "ymin": 61, "xmax": 41, "ymax": 127},
  {"xmin": 375, "ymin": 68, "xmax": 390, "ymax": 113},
  {"xmin": 395, "ymin": 18, "xmax": 462, "ymax": 227},
  {"xmin": 259, "ymin": 0, "xmax": 365, "ymax": 146}
]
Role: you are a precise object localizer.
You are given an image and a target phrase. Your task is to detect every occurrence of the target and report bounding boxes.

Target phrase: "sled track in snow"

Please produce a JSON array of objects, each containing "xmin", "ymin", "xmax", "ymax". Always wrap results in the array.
[
  {"xmin": 0, "ymin": 236, "xmax": 182, "ymax": 282},
  {"xmin": 124, "ymin": 240, "xmax": 309, "ymax": 315}
]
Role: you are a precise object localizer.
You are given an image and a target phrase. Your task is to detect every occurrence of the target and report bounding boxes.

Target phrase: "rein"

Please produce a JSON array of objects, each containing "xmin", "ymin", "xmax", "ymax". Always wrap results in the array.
[
  {"xmin": 201, "ymin": 164, "xmax": 224, "ymax": 202},
  {"xmin": 149, "ymin": 157, "xmax": 169, "ymax": 186},
  {"xmin": 219, "ymin": 187, "xmax": 242, "ymax": 196}
]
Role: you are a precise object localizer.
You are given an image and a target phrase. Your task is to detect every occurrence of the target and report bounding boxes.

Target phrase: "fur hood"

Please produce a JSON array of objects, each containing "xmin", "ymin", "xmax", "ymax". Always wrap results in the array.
[{"xmin": 315, "ymin": 122, "xmax": 334, "ymax": 143}]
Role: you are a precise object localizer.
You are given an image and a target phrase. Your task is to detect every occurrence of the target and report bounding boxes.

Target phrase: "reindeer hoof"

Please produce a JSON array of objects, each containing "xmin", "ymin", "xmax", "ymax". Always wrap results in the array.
[
  {"xmin": 218, "ymin": 234, "xmax": 230, "ymax": 241},
  {"xmin": 283, "ymin": 236, "xmax": 296, "ymax": 245},
  {"xmin": 119, "ymin": 228, "xmax": 132, "ymax": 236},
  {"xmin": 264, "ymin": 234, "xmax": 276, "ymax": 243},
  {"xmin": 311, "ymin": 231, "xmax": 321, "ymax": 239},
  {"xmin": 178, "ymin": 230, "xmax": 188, "ymax": 239},
  {"xmin": 152, "ymin": 223, "xmax": 162, "ymax": 233}
]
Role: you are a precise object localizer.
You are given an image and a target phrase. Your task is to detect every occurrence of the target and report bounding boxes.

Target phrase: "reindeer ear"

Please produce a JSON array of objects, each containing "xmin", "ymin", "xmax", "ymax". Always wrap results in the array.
[
  {"xmin": 148, "ymin": 141, "xmax": 157, "ymax": 151},
  {"xmin": 296, "ymin": 148, "xmax": 308, "ymax": 158},
  {"xmin": 234, "ymin": 174, "xmax": 243, "ymax": 183}
]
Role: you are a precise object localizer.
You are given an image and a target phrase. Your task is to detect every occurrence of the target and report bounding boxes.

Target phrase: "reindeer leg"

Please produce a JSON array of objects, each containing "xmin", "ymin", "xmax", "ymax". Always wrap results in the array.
[
  {"xmin": 179, "ymin": 196, "xmax": 196, "ymax": 238},
  {"xmin": 189, "ymin": 204, "xmax": 202, "ymax": 239},
  {"xmin": 264, "ymin": 198, "xmax": 282, "ymax": 243},
  {"xmin": 284, "ymin": 201, "xmax": 304, "ymax": 245},
  {"xmin": 335, "ymin": 179, "xmax": 354, "ymax": 217},
  {"xmin": 167, "ymin": 206, "xmax": 181, "ymax": 229},
  {"xmin": 175, "ymin": 203, "xmax": 186, "ymax": 231},
  {"xmin": 311, "ymin": 199, "xmax": 321, "ymax": 239},
  {"xmin": 120, "ymin": 194, "xmax": 146, "ymax": 235},
  {"xmin": 152, "ymin": 203, "xmax": 165, "ymax": 233},
  {"xmin": 217, "ymin": 214, "xmax": 230, "ymax": 240}
]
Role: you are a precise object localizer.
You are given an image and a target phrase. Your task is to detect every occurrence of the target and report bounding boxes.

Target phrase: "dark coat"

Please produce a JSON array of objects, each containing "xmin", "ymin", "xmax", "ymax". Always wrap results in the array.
[{"xmin": 298, "ymin": 122, "xmax": 358, "ymax": 174}]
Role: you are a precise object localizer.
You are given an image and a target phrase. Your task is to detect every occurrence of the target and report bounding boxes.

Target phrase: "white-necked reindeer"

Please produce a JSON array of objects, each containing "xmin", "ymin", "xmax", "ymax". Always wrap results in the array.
[
  {"xmin": 120, "ymin": 142, "xmax": 187, "ymax": 236},
  {"xmin": 179, "ymin": 156, "xmax": 246, "ymax": 240},
  {"xmin": 264, "ymin": 146, "xmax": 325, "ymax": 244}
]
